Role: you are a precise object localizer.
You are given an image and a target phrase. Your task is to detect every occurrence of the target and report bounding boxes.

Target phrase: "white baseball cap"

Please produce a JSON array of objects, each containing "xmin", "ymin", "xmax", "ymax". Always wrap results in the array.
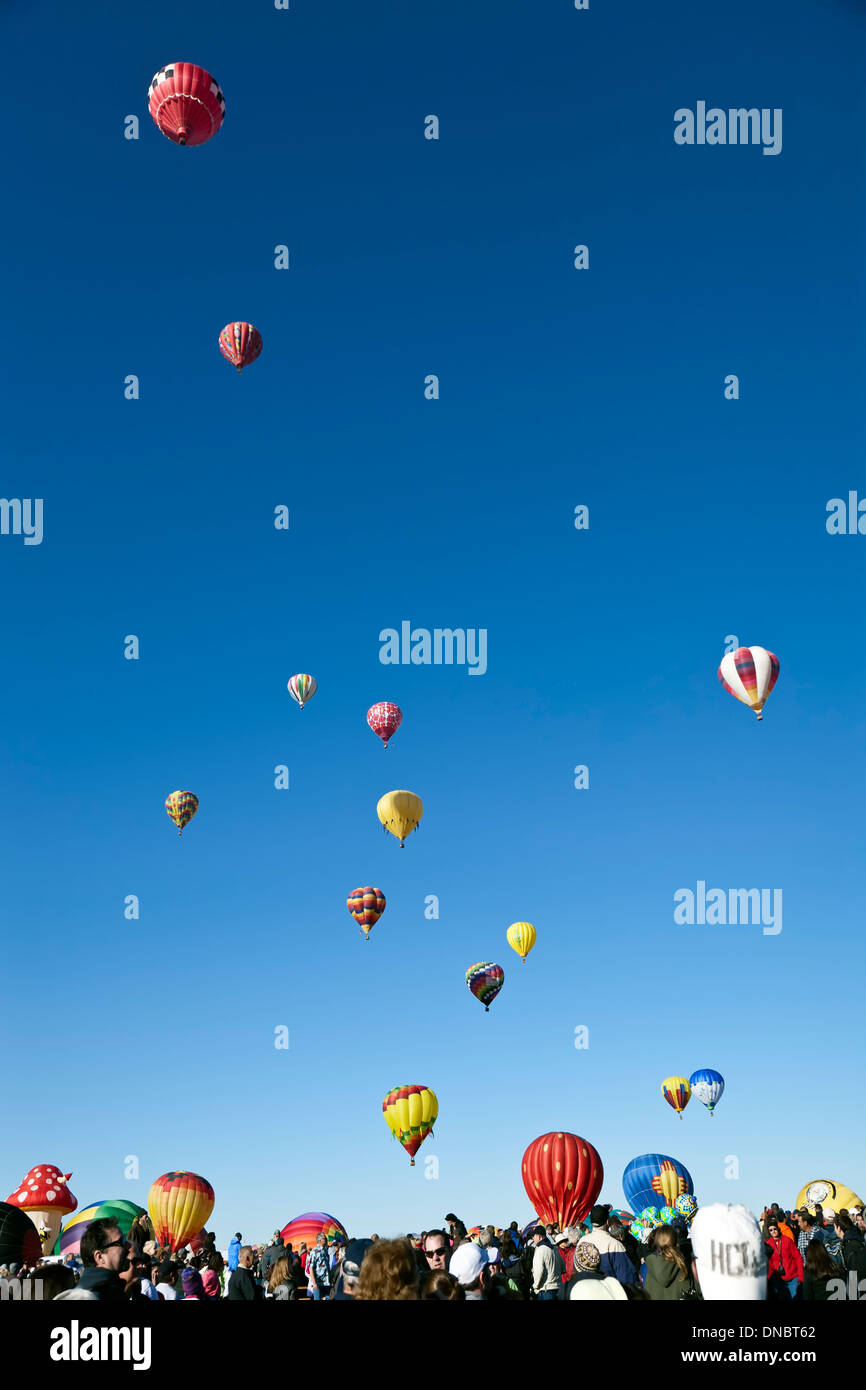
[
  {"xmin": 448, "ymin": 1242, "xmax": 489, "ymax": 1285},
  {"xmin": 691, "ymin": 1204, "xmax": 767, "ymax": 1301},
  {"xmin": 569, "ymin": 1276, "xmax": 627, "ymax": 1301}
]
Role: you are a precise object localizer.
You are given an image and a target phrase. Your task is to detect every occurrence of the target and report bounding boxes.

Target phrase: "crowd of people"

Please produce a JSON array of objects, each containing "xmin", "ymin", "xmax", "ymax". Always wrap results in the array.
[{"xmin": 4, "ymin": 1201, "xmax": 865, "ymax": 1302}]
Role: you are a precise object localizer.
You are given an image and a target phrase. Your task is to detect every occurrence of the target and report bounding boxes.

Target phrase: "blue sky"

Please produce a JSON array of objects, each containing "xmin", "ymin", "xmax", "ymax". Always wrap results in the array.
[{"xmin": 2, "ymin": 0, "xmax": 865, "ymax": 1246}]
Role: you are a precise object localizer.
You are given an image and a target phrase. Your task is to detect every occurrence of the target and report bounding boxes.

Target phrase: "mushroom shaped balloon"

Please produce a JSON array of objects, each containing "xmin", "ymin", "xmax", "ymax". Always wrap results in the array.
[
  {"xmin": 718, "ymin": 646, "xmax": 780, "ymax": 722},
  {"xmin": 367, "ymin": 702, "xmax": 402, "ymax": 749},
  {"xmin": 287, "ymin": 673, "xmax": 317, "ymax": 708},
  {"xmin": 347, "ymin": 886, "xmax": 386, "ymax": 941},
  {"xmin": 382, "ymin": 1084, "xmax": 438, "ymax": 1166},
  {"xmin": 465, "ymin": 961, "xmax": 504, "ymax": 1012},
  {"xmin": 147, "ymin": 1171, "xmax": 214, "ymax": 1254},
  {"xmin": 148, "ymin": 62, "xmax": 225, "ymax": 147},
  {"xmin": 165, "ymin": 790, "xmax": 199, "ymax": 835},
  {"xmin": 377, "ymin": 789, "xmax": 423, "ymax": 847},
  {"xmin": 521, "ymin": 1132, "xmax": 604, "ymax": 1230},
  {"xmin": 219, "ymin": 322, "xmax": 263, "ymax": 374},
  {"xmin": 5, "ymin": 1166, "xmax": 77, "ymax": 1254}
]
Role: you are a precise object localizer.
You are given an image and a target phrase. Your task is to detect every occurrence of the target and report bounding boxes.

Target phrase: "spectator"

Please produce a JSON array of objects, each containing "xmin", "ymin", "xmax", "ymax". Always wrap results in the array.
[
  {"xmin": 228, "ymin": 1245, "xmax": 264, "ymax": 1301},
  {"xmin": 155, "ymin": 1261, "xmax": 180, "ymax": 1300},
  {"xmin": 227, "ymin": 1233, "xmax": 242, "ymax": 1274},
  {"xmin": 420, "ymin": 1270, "xmax": 464, "ymax": 1300},
  {"xmin": 76, "ymin": 1220, "xmax": 130, "ymax": 1301},
  {"xmin": 305, "ymin": 1232, "xmax": 332, "ymax": 1302},
  {"xmin": 766, "ymin": 1219, "xmax": 804, "ymax": 1299},
  {"xmin": 691, "ymin": 1205, "xmax": 768, "ymax": 1302},
  {"xmin": 530, "ymin": 1225, "xmax": 565, "ymax": 1300},
  {"xmin": 448, "ymin": 1241, "xmax": 493, "ymax": 1300},
  {"xmin": 354, "ymin": 1238, "xmax": 420, "ymax": 1300},
  {"xmin": 568, "ymin": 1242, "xmax": 628, "ymax": 1301},
  {"xmin": 837, "ymin": 1214, "xmax": 866, "ymax": 1281},
  {"xmin": 444, "ymin": 1213, "xmax": 467, "ymax": 1245},
  {"xmin": 577, "ymin": 1205, "xmax": 637, "ymax": 1286},
  {"xmin": 267, "ymin": 1255, "xmax": 297, "ymax": 1300},
  {"xmin": 181, "ymin": 1268, "xmax": 205, "ymax": 1301},
  {"xmin": 422, "ymin": 1230, "xmax": 450, "ymax": 1273},
  {"xmin": 802, "ymin": 1241, "xmax": 840, "ymax": 1300},
  {"xmin": 332, "ymin": 1239, "xmax": 372, "ymax": 1300},
  {"xmin": 644, "ymin": 1226, "xmax": 693, "ymax": 1301}
]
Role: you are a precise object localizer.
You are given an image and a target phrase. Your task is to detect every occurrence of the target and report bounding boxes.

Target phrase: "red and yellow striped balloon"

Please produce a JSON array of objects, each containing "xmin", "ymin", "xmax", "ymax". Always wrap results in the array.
[
  {"xmin": 147, "ymin": 1171, "xmax": 214, "ymax": 1253},
  {"xmin": 347, "ymin": 887, "xmax": 386, "ymax": 941},
  {"xmin": 661, "ymin": 1075, "xmax": 691, "ymax": 1118},
  {"xmin": 382, "ymin": 1084, "xmax": 438, "ymax": 1166}
]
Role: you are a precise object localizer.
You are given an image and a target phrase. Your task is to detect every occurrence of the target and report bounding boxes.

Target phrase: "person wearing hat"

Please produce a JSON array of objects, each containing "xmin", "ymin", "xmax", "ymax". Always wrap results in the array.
[
  {"xmin": 576, "ymin": 1205, "xmax": 636, "ymax": 1287},
  {"xmin": 530, "ymin": 1226, "xmax": 565, "ymax": 1300},
  {"xmin": 181, "ymin": 1268, "xmax": 205, "ymax": 1301},
  {"xmin": 332, "ymin": 1238, "xmax": 373, "ymax": 1299},
  {"xmin": 568, "ymin": 1242, "xmax": 628, "ymax": 1301},
  {"xmin": 691, "ymin": 1205, "xmax": 768, "ymax": 1300},
  {"xmin": 449, "ymin": 1240, "xmax": 493, "ymax": 1300}
]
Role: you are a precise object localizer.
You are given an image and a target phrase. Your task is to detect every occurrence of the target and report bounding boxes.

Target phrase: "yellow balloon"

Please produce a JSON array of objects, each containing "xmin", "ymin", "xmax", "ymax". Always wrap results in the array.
[
  {"xmin": 377, "ymin": 789, "xmax": 423, "ymax": 847},
  {"xmin": 506, "ymin": 921, "xmax": 536, "ymax": 962},
  {"xmin": 382, "ymin": 1084, "xmax": 438, "ymax": 1165},
  {"xmin": 795, "ymin": 1179, "xmax": 864, "ymax": 1216}
]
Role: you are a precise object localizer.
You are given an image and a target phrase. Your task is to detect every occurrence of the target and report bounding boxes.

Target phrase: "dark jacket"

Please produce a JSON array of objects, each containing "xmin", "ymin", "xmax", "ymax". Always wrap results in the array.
[
  {"xmin": 842, "ymin": 1228, "xmax": 866, "ymax": 1279},
  {"xmin": 261, "ymin": 1239, "xmax": 287, "ymax": 1282},
  {"xmin": 76, "ymin": 1267, "xmax": 126, "ymax": 1301},
  {"xmin": 228, "ymin": 1265, "xmax": 263, "ymax": 1301},
  {"xmin": 644, "ymin": 1252, "xmax": 689, "ymax": 1302},
  {"xmin": 802, "ymin": 1273, "xmax": 835, "ymax": 1301}
]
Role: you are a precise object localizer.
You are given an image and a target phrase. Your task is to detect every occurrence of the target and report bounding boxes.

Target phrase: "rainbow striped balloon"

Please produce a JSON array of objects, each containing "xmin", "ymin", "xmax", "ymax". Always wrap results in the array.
[
  {"xmin": 53, "ymin": 1199, "xmax": 147, "ymax": 1256},
  {"xmin": 661, "ymin": 1075, "xmax": 691, "ymax": 1117},
  {"xmin": 287, "ymin": 673, "xmax": 317, "ymax": 708},
  {"xmin": 280, "ymin": 1211, "xmax": 347, "ymax": 1252}
]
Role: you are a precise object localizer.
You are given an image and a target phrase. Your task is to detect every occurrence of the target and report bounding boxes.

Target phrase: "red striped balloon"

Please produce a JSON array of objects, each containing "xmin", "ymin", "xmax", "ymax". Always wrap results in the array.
[
  {"xmin": 148, "ymin": 63, "xmax": 225, "ymax": 147},
  {"xmin": 521, "ymin": 1131, "xmax": 604, "ymax": 1229},
  {"xmin": 219, "ymin": 322, "xmax": 263, "ymax": 373}
]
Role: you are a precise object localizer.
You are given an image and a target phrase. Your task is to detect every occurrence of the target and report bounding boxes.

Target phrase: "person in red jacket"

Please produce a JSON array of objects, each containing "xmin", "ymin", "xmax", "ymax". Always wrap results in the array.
[{"xmin": 766, "ymin": 1221, "xmax": 803, "ymax": 1299}]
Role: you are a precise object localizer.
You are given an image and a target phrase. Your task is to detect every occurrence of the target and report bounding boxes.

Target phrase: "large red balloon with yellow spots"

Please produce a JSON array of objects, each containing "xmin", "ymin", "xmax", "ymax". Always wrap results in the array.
[{"xmin": 521, "ymin": 1131, "xmax": 603, "ymax": 1229}]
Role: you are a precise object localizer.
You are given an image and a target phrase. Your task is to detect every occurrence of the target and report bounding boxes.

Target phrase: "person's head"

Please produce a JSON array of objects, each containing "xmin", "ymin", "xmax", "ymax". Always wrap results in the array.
[
  {"xmin": 80, "ymin": 1220, "xmax": 129, "ymax": 1274},
  {"xmin": 29, "ymin": 1264, "xmax": 75, "ymax": 1300},
  {"xmin": 448, "ymin": 1241, "xmax": 491, "ymax": 1296},
  {"xmin": 268, "ymin": 1256, "xmax": 290, "ymax": 1292},
  {"xmin": 234, "ymin": 1232, "xmax": 242, "ymax": 1241},
  {"xmin": 422, "ymin": 1230, "xmax": 450, "ymax": 1271},
  {"xmin": 420, "ymin": 1270, "xmax": 464, "ymax": 1300},
  {"xmin": 652, "ymin": 1226, "xmax": 688, "ymax": 1280},
  {"xmin": 354, "ymin": 1239, "xmax": 419, "ymax": 1301},
  {"xmin": 239, "ymin": 1245, "xmax": 254, "ymax": 1268},
  {"xmin": 477, "ymin": 1227, "xmax": 492, "ymax": 1248},
  {"xmin": 206, "ymin": 1251, "xmax": 223, "ymax": 1273},
  {"xmin": 691, "ymin": 1205, "xmax": 767, "ymax": 1301},
  {"xmin": 156, "ymin": 1260, "xmax": 178, "ymax": 1286},
  {"xmin": 201, "ymin": 1270, "xmax": 220, "ymax": 1299},
  {"xmin": 340, "ymin": 1239, "xmax": 372, "ymax": 1296},
  {"xmin": 315, "ymin": 1233, "xmax": 327, "ymax": 1250},
  {"xmin": 805, "ymin": 1240, "xmax": 836, "ymax": 1280},
  {"xmin": 589, "ymin": 1204, "xmax": 610, "ymax": 1230},
  {"xmin": 835, "ymin": 1213, "xmax": 853, "ymax": 1236},
  {"xmin": 798, "ymin": 1213, "xmax": 813, "ymax": 1232},
  {"xmin": 181, "ymin": 1268, "xmax": 204, "ymax": 1299},
  {"xmin": 500, "ymin": 1236, "xmax": 517, "ymax": 1260},
  {"xmin": 531, "ymin": 1225, "xmax": 546, "ymax": 1246},
  {"xmin": 273, "ymin": 1230, "xmax": 281, "ymax": 1243},
  {"xmin": 119, "ymin": 1243, "xmax": 148, "ymax": 1290},
  {"xmin": 608, "ymin": 1219, "xmax": 624, "ymax": 1240},
  {"xmin": 768, "ymin": 1221, "xmax": 781, "ymax": 1239}
]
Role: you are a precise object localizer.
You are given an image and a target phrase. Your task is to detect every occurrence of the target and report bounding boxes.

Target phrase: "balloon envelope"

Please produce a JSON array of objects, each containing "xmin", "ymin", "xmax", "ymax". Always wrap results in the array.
[
  {"xmin": 661, "ymin": 1076, "xmax": 691, "ymax": 1115},
  {"xmin": 521, "ymin": 1132, "xmax": 604, "ymax": 1229},
  {"xmin": 0, "ymin": 1202, "xmax": 42, "ymax": 1267},
  {"xmin": 367, "ymin": 702, "xmax": 402, "ymax": 748},
  {"xmin": 147, "ymin": 1172, "xmax": 214, "ymax": 1253},
  {"xmin": 148, "ymin": 62, "xmax": 225, "ymax": 146},
  {"xmin": 794, "ymin": 1179, "xmax": 865, "ymax": 1216},
  {"xmin": 377, "ymin": 790, "xmax": 423, "ymax": 846},
  {"xmin": 689, "ymin": 1068, "xmax": 725, "ymax": 1114},
  {"xmin": 219, "ymin": 322, "xmax": 263, "ymax": 373},
  {"xmin": 623, "ymin": 1154, "xmax": 694, "ymax": 1215},
  {"xmin": 465, "ymin": 961, "xmax": 504, "ymax": 1011},
  {"xmin": 718, "ymin": 646, "xmax": 779, "ymax": 721},
  {"xmin": 165, "ymin": 790, "xmax": 198, "ymax": 834},
  {"xmin": 382, "ymin": 1084, "xmax": 438, "ymax": 1164},
  {"xmin": 347, "ymin": 886, "xmax": 386, "ymax": 939},
  {"xmin": 506, "ymin": 921, "xmax": 536, "ymax": 961},
  {"xmin": 280, "ymin": 1212, "xmax": 347, "ymax": 1250},
  {"xmin": 53, "ymin": 1199, "xmax": 147, "ymax": 1257},
  {"xmin": 287, "ymin": 673, "xmax": 317, "ymax": 707}
]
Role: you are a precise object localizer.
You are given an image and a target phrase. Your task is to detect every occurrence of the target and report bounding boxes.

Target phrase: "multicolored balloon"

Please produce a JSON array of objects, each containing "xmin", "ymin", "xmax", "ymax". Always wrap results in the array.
[
  {"xmin": 382, "ymin": 1084, "xmax": 438, "ymax": 1166},
  {"xmin": 661, "ymin": 1075, "xmax": 691, "ymax": 1118},
  {"xmin": 287, "ymin": 673, "xmax": 317, "ymax": 708},
  {"xmin": 623, "ymin": 1154, "xmax": 694, "ymax": 1216},
  {"xmin": 718, "ymin": 646, "xmax": 780, "ymax": 722},
  {"xmin": 675, "ymin": 1194, "xmax": 698, "ymax": 1220},
  {"xmin": 377, "ymin": 789, "xmax": 423, "ymax": 847},
  {"xmin": 148, "ymin": 62, "xmax": 225, "ymax": 146},
  {"xmin": 521, "ymin": 1132, "xmax": 604, "ymax": 1230},
  {"xmin": 630, "ymin": 1216, "xmax": 653, "ymax": 1243},
  {"xmin": 219, "ymin": 322, "xmax": 263, "ymax": 373},
  {"xmin": 640, "ymin": 1205, "xmax": 661, "ymax": 1223},
  {"xmin": 147, "ymin": 1171, "xmax": 214, "ymax": 1253},
  {"xmin": 367, "ymin": 702, "xmax": 402, "ymax": 749},
  {"xmin": 506, "ymin": 921, "xmax": 536, "ymax": 963},
  {"xmin": 689, "ymin": 1068, "xmax": 725, "ymax": 1115},
  {"xmin": 347, "ymin": 886, "xmax": 386, "ymax": 941},
  {"xmin": 465, "ymin": 961, "xmax": 504, "ymax": 1012},
  {"xmin": 53, "ymin": 1200, "xmax": 148, "ymax": 1257},
  {"xmin": 165, "ymin": 790, "xmax": 199, "ymax": 835},
  {"xmin": 280, "ymin": 1212, "xmax": 347, "ymax": 1251},
  {"xmin": 659, "ymin": 1205, "xmax": 677, "ymax": 1225}
]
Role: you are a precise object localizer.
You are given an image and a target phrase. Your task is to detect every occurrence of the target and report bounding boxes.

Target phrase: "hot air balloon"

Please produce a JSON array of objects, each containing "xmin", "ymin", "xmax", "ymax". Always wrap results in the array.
[
  {"xmin": 718, "ymin": 646, "xmax": 780, "ymax": 722},
  {"xmin": 219, "ymin": 322, "xmax": 263, "ymax": 373},
  {"xmin": 382, "ymin": 1084, "xmax": 438, "ymax": 1166},
  {"xmin": 287, "ymin": 673, "xmax": 317, "ymax": 708},
  {"xmin": 675, "ymin": 1194, "xmax": 698, "ymax": 1220},
  {"xmin": 377, "ymin": 790, "xmax": 423, "ymax": 847},
  {"xmin": 465, "ymin": 961, "xmax": 504, "ymax": 1012},
  {"xmin": 367, "ymin": 702, "xmax": 402, "ymax": 748},
  {"xmin": 689, "ymin": 1068, "xmax": 725, "ymax": 1115},
  {"xmin": 347, "ymin": 886, "xmax": 386, "ymax": 941},
  {"xmin": 622, "ymin": 1154, "xmax": 694, "ymax": 1217},
  {"xmin": 165, "ymin": 790, "xmax": 198, "ymax": 835},
  {"xmin": 521, "ymin": 1132, "xmax": 604, "ymax": 1230},
  {"xmin": 5, "ymin": 1166, "xmax": 77, "ymax": 1254},
  {"xmin": 280, "ymin": 1212, "xmax": 347, "ymax": 1252},
  {"xmin": 147, "ymin": 1171, "xmax": 214, "ymax": 1254},
  {"xmin": 661, "ymin": 1075, "xmax": 691, "ymax": 1118},
  {"xmin": 53, "ymin": 1200, "xmax": 148, "ymax": 1257},
  {"xmin": 795, "ymin": 1179, "xmax": 865, "ymax": 1217},
  {"xmin": 506, "ymin": 921, "xmax": 536, "ymax": 963},
  {"xmin": 148, "ymin": 63, "xmax": 225, "ymax": 146}
]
